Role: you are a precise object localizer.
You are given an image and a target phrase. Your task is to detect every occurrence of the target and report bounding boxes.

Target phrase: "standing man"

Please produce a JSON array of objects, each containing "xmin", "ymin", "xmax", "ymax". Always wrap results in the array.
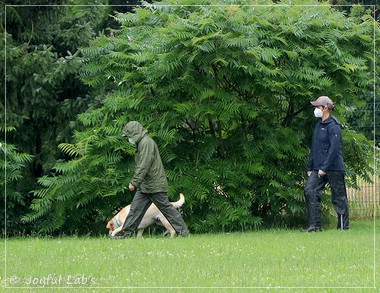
[
  {"xmin": 303, "ymin": 96, "xmax": 349, "ymax": 232},
  {"xmin": 111, "ymin": 121, "xmax": 189, "ymax": 238}
]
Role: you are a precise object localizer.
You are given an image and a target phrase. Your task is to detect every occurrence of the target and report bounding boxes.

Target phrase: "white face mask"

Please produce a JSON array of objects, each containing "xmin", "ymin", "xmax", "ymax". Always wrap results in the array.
[
  {"xmin": 314, "ymin": 108, "xmax": 323, "ymax": 118},
  {"xmin": 128, "ymin": 138, "xmax": 136, "ymax": 145}
]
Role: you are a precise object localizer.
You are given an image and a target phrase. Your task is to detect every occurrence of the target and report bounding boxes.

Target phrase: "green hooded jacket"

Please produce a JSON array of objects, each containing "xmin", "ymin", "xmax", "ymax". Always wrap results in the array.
[{"xmin": 122, "ymin": 121, "xmax": 168, "ymax": 193}]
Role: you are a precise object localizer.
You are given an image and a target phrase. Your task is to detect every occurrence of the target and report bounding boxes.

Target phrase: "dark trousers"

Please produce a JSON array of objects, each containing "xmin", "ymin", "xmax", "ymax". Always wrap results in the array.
[
  {"xmin": 120, "ymin": 191, "xmax": 189, "ymax": 236},
  {"xmin": 304, "ymin": 171, "xmax": 349, "ymax": 230}
]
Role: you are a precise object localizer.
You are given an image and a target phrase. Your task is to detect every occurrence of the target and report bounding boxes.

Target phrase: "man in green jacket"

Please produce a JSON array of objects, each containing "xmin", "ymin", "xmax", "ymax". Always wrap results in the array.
[{"xmin": 111, "ymin": 121, "xmax": 189, "ymax": 238}]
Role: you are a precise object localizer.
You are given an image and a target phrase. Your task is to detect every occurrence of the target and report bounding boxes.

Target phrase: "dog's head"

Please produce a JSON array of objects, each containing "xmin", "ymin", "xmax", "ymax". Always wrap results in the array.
[{"xmin": 106, "ymin": 218, "xmax": 115, "ymax": 235}]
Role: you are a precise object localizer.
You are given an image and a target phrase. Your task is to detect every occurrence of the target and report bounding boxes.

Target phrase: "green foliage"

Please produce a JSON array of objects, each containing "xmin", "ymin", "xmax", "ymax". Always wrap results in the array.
[
  {"xmin": 25, "ymin": 0, "xmax": 377, "ymax": 234},
  {"xmin": 1, "ymin": 1, "xmax": 109, "ymax": 175},
  {"xmin": 0, "ymin": 132, "xmax": 33, "ymax": 236},
  {"xmin": 1, "ymin": 1, "xmax": 111, "ymax": 235}
]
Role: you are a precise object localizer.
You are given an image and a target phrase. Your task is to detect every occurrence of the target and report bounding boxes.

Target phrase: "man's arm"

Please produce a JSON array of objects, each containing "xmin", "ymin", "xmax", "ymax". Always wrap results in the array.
[
  {"xmin": 130, "ymin": 139, "xmax": 154, "ymax": 189},
  {"xmin": 320, "ymin": 124, "xmax": 341, "ymax": 172}
]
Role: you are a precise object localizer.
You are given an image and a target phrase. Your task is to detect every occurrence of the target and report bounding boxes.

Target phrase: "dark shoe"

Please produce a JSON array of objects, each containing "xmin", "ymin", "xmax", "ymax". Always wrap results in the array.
[
  {"xmin": 109, "ymin": 232, "xmax": 131, "ymax": 239},
  {"xmin": 176, "ymin": 228, "xmax": 190, "ymax": 237},
  {"xmin": 301, "ymin": 226, "xmax": 322, "ymax": 233},
  {"xmin": 109, "ymin": 235, "xmax": 126, "ymax": 239}
]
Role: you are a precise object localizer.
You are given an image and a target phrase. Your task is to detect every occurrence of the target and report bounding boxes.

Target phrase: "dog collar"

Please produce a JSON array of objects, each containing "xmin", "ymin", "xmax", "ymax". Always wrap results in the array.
[{"xmin": 113, "ymin": 216, "xmax": 120, "ymax": 229}]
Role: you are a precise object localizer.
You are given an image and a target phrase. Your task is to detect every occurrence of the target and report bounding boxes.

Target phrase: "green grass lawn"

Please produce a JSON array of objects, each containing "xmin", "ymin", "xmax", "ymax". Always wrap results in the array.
[{"xmin": 1, "ymin": 220, "xmax": 379, "ymax": 292}]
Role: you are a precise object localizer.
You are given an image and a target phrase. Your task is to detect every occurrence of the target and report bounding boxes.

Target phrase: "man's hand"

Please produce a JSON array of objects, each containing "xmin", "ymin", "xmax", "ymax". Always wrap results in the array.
[
  {"xmin": 307, "ymin": 171, "xmax": 312, "ymax": 177},
  {"xmin": 128, "ymin": 183, "xmax": 135, "ymax": 191},
  {"xmin": 318, "ymin": 170, "xmax": 326, "ymax": 178}
]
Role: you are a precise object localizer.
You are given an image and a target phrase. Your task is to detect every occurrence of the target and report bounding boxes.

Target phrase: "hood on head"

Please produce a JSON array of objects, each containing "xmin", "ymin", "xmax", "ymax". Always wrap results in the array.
[{"xmin": 122, "ymin": 121, "xmax": 148, "ymax": 143}]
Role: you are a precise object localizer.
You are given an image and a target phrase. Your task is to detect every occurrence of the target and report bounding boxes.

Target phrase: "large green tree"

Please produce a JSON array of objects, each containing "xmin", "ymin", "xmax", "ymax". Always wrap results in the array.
[
  {"xmin": 24, "ymin": 0, "xmax": 378, "ymax": 234},
  {"xmin": 2, "ymin": 0, "xmax": 109, "ymax": 176},
  {"xmin": 1, "ymin": 0, "xmax": 110, "ymax": 235}
]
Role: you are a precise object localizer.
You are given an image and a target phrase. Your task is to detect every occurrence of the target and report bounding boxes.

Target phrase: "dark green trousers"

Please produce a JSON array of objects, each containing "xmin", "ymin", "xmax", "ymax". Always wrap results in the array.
[{"xmin": 120, "ymin": 191, "xmax": 189, "ymax": 236}]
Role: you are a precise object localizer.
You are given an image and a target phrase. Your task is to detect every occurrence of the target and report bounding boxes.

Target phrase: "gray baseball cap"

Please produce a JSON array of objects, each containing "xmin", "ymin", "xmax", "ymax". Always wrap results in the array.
[{"xmin": 310, "ymin": 96, "xmax": 334, "ymax": 109}]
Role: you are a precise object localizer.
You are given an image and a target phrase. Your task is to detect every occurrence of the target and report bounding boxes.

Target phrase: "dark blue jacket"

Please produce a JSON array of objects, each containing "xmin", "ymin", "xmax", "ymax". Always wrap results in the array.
[{"xmin": 307, "ymin": 115, "xmax": 345, "ymax": 172}]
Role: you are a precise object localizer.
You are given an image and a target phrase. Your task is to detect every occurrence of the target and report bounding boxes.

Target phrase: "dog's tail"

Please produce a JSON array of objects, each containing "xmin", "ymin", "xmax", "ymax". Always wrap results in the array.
[{"xmin": 172, "ymin": 193, "xmax": 185, "ymax": 209}]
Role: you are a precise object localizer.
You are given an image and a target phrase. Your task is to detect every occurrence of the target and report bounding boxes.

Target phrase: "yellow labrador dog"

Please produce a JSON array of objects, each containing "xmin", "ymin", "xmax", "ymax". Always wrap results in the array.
[{"xmin": 106, "ymin": 193, "xmax": 185, "ymax": 237}]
